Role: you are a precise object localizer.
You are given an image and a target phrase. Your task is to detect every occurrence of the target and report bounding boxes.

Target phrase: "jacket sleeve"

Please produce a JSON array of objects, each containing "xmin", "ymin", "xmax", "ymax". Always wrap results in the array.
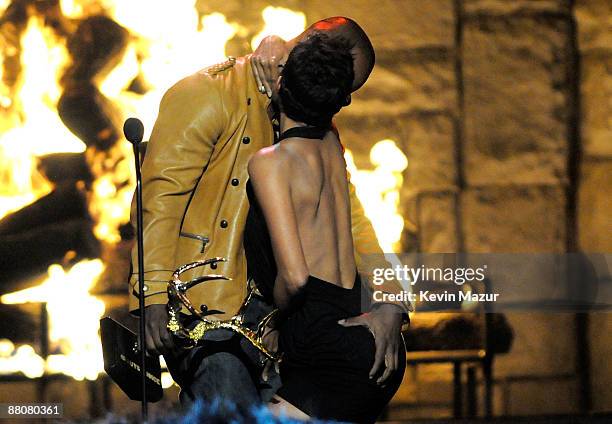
[
  {"xmin": 128, "ymin": 73, "xmax": 225, "ymax": 314},
  {"xmin": 348, "ymin": 173, "xmax": 412, "ymax": 314}
]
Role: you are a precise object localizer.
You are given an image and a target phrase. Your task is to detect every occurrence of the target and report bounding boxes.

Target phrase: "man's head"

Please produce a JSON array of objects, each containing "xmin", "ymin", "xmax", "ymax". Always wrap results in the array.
[
  {"xmin": 251, "ymin": 16, "xmax": 375, "ymax": 99},
  {"xmin": 291, "ymin": 17, "xmax": 375, "ymax": 91},
  {"xmin": 278, "ymin": 33, "xmax": 354, "ymax": 128}
]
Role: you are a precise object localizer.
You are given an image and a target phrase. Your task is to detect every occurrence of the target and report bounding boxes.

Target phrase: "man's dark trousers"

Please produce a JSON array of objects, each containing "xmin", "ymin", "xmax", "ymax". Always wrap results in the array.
[{"xmin": 163, "ymin": 295, "xmax": 280, "ymax": 409}]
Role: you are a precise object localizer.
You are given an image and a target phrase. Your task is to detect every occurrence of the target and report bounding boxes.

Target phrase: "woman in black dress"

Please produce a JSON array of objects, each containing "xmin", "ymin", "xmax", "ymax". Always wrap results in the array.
[{"xmin": 245, "ymin": 33, "xmax": 405, "ymax": 423}]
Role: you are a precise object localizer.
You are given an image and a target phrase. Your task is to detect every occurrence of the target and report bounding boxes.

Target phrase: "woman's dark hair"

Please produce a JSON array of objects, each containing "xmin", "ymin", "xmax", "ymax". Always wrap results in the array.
[{"xmin": 279, "ymin": 32, "xmax": 354, "ymax": 128}]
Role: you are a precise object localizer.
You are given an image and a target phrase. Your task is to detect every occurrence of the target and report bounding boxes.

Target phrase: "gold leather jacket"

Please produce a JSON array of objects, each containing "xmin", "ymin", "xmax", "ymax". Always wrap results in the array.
[{"xmin": 128, "ymin": 56, "xmax": 409, "ymax": 318}]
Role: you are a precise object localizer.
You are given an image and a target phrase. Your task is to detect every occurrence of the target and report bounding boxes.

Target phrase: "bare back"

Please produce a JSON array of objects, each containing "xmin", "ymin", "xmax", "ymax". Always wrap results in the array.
[{"xmin": 278, "ymin": 131, "xmax": 356, "ymax": 288}]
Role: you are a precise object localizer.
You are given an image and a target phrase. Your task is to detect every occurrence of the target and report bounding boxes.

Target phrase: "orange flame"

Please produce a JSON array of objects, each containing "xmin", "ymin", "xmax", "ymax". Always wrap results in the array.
[
  {"xmin": 1, "ymin": 260, "xmax": 106, "ymax": 380},
  {"xmin": 0, "ymin": 16, "xmax": 85, "ymax": 220},
  {"xmin": 251, "ymin": 6, "xmax": 306, "ymax": 51},
  {"xmin": 0, "ymin": 3, "xmax": 311, "ymax": 383},
  {"xmin": 345, "ymin": 140, "xmax": 408, "ymax": 252},
  {"xmin": 0, "ymin": 3, "xmax": 408, "ymax": 384}
]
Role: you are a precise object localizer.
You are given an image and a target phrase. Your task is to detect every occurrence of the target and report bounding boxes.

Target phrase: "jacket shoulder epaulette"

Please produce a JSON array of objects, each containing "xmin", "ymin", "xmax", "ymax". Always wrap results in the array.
[{"xmin": 200, "ymin": 56, "xmax": 236, "ymax": 76}]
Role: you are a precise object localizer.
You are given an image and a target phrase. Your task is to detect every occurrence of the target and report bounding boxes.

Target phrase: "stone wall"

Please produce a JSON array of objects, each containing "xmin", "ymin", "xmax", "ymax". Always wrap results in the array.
[
  {"xmin": 299, "ymin": 0, "xmax": 610, "ymax": 419},
  {"xmin": 85, "ymin": 0, "xmax": 608, "ymax": 418},
  {"xmin": 575, "ymin": 0, "xmax": 612, "ymax": 414},
  {"xmin": 0, "ymin": 0, "xmax": 607, "ymax": 420}
]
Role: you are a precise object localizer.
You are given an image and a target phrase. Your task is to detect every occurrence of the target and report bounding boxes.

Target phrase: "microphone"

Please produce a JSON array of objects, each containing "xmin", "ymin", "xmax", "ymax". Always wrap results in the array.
[
  {"xmin": 123, "ymin": 117, "xmax": 144, "ymax": 144},
  {"xmin": 123, "ymin": 117, "xmax": 149, "ymax": 420}
]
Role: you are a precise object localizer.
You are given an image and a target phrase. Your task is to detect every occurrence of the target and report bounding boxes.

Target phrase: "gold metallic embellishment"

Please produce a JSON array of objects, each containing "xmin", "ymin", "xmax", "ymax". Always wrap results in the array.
[
  {"xmin": 202, "ymin": 56, "xmax": 236, "ymax": 76},
  {"xmin": 166, "ymin": 258, "xmax": 280, "ymax": 361}
]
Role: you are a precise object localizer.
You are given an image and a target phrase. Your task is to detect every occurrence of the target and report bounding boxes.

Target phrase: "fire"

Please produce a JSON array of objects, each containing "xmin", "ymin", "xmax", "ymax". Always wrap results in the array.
[
  {"xmin": 59, "ymin": 0, "xmax": 81, "ymax": 18},
  {"xmin": 0, "ymin": 342, "xmax": 45, "ymax": 379},
  {"xmin": 108, "ymin": 0, "xmax": 241, "ymax": 138},
  {"xmin": 0, "ymin": 137, "xmax": 52, "ymax": 219},
  {"xmin": 1, "ymin": 260, "xmax": 106, "ymax": 381},
  {"xmin": 0, "ymin": 1, "xmax": 406, "ymax": 388},
  {"xmin": 251, "ymin": 6, "xmax": 306, "ymax": 50},
  {"xmin": 86, "ymin": 2, "xmax": 241, "ymax": 243},
  {"xmin": 345, "ymin": 140, "xmax": 408, "ymax": 252},
  {"xmin": 0, "ymin": 16, "xmax": 85, "ymax": 220}
]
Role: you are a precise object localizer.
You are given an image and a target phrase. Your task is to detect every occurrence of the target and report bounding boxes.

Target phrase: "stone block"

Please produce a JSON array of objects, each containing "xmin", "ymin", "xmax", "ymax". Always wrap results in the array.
[
  {"xmin": 465, "ymin": 0, "xmax": 570, "ymax": 16},
  {"xmin": 590, "ymin": 312, "xmax": 612, "ymax": 412},
  {"xmin": 303, "ymin": 0, "xmax": 455, "ymax": 49},
  {"xmin": 416, "ymin": 192, "xmax": 459, "ymax": 253},
  {"xmin": 581, "ymin": 54, "xmax": 612, "ymax": 158},
  {"xmin": 403, "ymin": 113, "xmax": 457, "ymax": 191},
  {"xmin": 495, "ymin": 312, "xmax": 576, "ymax": 378},
  {"xmin": 575, "ymin": 0, "xmax": 612, "ymax": 54},
  {"xmin": 578, "ymin": 160, "xmax": 612, "ymax": 252},
  {"xmin": 462, "ymin": 185, "xmax": 566, "ymax": 252},
  {"xmin": 504, "ymin": 376, "xmax": 578, "ymax": 415},
  {"xmin": 463, "ymin": 16, "xmax": 570, "ymax": 185},
  {"xmin": 346, "ymin": 64, "xmax": 414, "ymax": 117},
  {"xmin": 350, "ymin": 52, "xmax": 457, "ymax": 116}
]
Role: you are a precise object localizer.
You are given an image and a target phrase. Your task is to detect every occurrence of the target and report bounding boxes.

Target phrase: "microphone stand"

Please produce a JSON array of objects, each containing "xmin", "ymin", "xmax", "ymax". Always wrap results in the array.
[{"xmin": 125, "ymin": 119, "xmax": 148, "ymax": 422}]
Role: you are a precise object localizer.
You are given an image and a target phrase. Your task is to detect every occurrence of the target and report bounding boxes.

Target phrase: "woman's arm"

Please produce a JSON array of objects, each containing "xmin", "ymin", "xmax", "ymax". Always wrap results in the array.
[{"xmin": 248, "ymin": 148, "xmax": 309, "ymax": 310}]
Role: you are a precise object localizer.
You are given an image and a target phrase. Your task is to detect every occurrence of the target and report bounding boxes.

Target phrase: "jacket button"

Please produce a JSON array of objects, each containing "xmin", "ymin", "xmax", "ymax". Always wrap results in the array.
[
  {"xmin": 242, "ymin": 136, "xmax": 250, "ymax": 144},
  {"xmin": 142, "ymin": 285, "xmax": 148, "ymax": 292},
  {"xmin": 210, "ymin": 262, "xmax": 218, "ymax": 269},
  {"xmin": 220, "ymin": 219, "xmax": 228, "ymax": 228},
  {"xmin": 231, "ymin": 178, "xmax": 239, "ymax": 186}
]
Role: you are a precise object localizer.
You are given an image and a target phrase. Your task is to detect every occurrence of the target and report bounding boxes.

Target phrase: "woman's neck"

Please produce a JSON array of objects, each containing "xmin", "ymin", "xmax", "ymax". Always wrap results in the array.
[{"xmin": 279, "ymin": 113, "xmax": 309, "ymax": 134}]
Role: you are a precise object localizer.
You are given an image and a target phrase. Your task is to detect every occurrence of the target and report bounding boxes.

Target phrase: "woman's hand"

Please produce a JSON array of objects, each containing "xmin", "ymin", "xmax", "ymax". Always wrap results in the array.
[
  {"xmin": 261, "ymin": 324, "xmax": 280, "ymax": 382},
  {"xmin": 262, "ymin": 322, "xmax": 279, "ymax": 354},
  {"xmin": 261, "ymin": 327, "xmax": 280, "ymax": 381},
  {"xmin": 338, "ymin": 304, "xmax": 403, "ymax": 385},
  {"xmin": 251, "ymin": 35, "xmax": 288, "ymax": 98}
]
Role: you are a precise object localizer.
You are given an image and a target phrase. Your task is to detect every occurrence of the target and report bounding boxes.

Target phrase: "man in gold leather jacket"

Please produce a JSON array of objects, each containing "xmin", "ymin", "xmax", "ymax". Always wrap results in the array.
[{"xmin": 129, "ymin": 17, "xmax": 409, "ymax": 406}]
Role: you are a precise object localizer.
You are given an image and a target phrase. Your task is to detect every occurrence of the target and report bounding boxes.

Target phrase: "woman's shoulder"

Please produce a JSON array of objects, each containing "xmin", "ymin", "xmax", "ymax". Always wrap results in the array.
[{"xmin": 248, "ymin": 145, "xmax": 291, "ymax": 181}]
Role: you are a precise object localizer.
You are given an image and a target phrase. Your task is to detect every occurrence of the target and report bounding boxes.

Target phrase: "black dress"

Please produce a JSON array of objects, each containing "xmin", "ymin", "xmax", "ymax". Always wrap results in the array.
[{"xmin": 244, "ymin": 127, "xmax": 405, "ymax": 423}]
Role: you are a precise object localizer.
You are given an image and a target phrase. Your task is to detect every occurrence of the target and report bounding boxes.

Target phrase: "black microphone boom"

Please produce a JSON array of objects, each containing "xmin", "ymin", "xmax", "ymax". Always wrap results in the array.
[{"xmin": 123, "ymin": 117, "xmax": 148, "ymax": 421}]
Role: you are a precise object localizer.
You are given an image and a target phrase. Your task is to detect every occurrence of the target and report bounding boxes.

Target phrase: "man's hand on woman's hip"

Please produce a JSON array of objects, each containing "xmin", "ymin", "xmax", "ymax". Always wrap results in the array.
[{"xmin": 338, "ymin": 303, "xmax": 404, "ymax": 385}]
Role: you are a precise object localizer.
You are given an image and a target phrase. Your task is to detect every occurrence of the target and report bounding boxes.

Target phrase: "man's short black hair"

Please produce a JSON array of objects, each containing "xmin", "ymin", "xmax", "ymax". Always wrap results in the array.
[
  {"xmin": 279, "ymin": 32, "xmax": 355, "ymax": 128},
  {"xmin": 306, "ymin": 17, "xmax": 375, "ymax": 91}
]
